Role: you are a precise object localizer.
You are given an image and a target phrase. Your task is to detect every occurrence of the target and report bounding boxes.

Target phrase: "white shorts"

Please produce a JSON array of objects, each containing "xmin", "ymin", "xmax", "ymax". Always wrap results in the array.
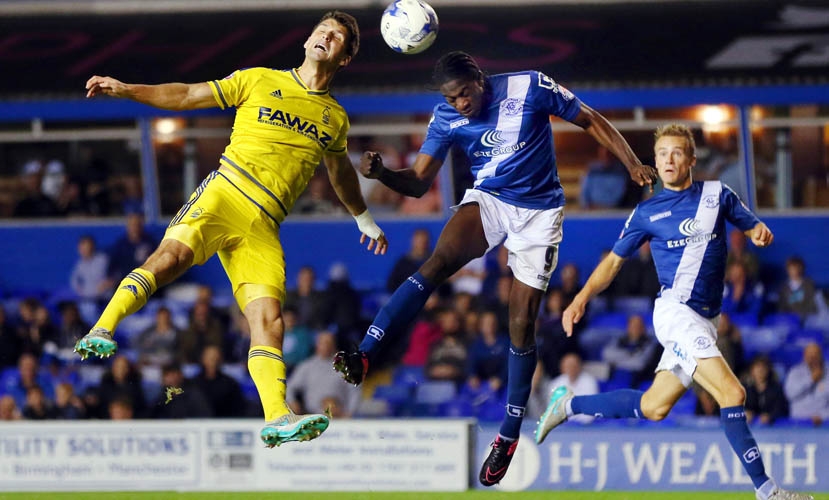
[
  {"xmin": 456, "ymin": 189, "xmax": 563, "ymax": 291},
  {"xmin": 652, "ymin": 297, "xmax": 722, "ymax": 387}
]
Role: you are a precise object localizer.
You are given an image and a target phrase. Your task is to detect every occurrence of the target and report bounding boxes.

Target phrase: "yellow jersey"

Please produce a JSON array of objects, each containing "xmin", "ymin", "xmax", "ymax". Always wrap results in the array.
[{"xmin": 209, "ymin": 67, "xmax": 350, "ymax": 224}]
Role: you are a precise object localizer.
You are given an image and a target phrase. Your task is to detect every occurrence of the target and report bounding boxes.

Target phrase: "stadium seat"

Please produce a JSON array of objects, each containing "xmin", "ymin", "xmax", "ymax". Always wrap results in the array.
[
  {"xmin": 373, "ymin": 384, "xmax": 411, "ymax": 405},
  {"xmin": 392, "ymin": 365, "xmax": 426, "ymax": 388},
  {"xmin": 729, "ymin": 312, "xmax": 760, "ymax": 328},
  {"xmin": 578, "ymin": 327, "xmax": 626, "ymax": 361},
  {"xmin": 740, "ymin": 326, "xmax": 788, "ymax": 356},
  {"xmin": 762, "ymin": 312, "xmax": 802, "ymax": 336},
  {"xmin": 770, "ymin": 344, "xmax": 803, "ymax": 369},
  {"xmin": 787, "ymin": 328, "xmax": 824, "ymax": 347},
  {"xmin": 414, "ymin": 380, "xmax": 456, "ymax": 405},
  {"xmin": 804, "ymin": 313, "xmax": 829, "ymax": 336},
  {"xmin": 672, "ymin": 390, "xmax": 697, "ymax": 416},
  {"xmin": 588, "ymin": 311, "xmax": 629, "ymax": 330},
  {"xmin": 612, "ymin": 296, "xmax": 654, "ymax": 316}
]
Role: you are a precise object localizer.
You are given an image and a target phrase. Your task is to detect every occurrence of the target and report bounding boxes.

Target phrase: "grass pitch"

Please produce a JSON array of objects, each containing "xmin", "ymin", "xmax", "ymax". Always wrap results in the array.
[{"xmin": 0, "ymin": 492, "xmax": 826, "ymax": 500}]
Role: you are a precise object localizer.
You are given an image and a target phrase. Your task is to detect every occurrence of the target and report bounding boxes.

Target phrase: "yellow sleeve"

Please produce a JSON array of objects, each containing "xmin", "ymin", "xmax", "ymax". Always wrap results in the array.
[{"xmin": 209, "ymin": 68, "xmax": 263, "ymax": 110}]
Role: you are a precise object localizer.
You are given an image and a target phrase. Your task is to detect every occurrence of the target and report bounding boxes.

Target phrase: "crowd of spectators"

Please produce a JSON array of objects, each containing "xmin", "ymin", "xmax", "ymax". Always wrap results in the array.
[{"xmin": 1, "ymin": 220, "xmax": 828, "ymax": 427}]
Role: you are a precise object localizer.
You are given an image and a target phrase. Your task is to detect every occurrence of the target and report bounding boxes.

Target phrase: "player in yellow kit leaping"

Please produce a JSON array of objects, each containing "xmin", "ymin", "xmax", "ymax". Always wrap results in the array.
[{"xmin": 78, "ymin": 10, "xmax": 388, "ymax": 447}]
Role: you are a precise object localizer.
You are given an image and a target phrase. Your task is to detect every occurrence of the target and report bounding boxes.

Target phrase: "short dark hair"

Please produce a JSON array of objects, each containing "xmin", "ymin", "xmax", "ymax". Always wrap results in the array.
[
  {"xmin": 432, "ymin": 51, "xmax": 484, "ymax": 87},
  {"xmin": 318, "ymin": 10, "xmax": 360, "ymax": 58}
]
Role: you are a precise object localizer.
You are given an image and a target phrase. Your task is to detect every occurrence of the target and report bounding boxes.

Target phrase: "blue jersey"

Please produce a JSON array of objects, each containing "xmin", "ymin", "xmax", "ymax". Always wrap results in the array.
[
  {"xmin": 613, "ymin": 181, "xmax": 759, "ymax": 318},
  {"xmin": 420, "ymin": 71, "xmax": 582, "ymax": 210}
]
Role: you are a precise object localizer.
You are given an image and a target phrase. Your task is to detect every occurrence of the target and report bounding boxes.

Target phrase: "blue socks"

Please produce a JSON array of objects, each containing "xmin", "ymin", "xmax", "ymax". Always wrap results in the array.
[
  {"xmin": 571, "ymin": 389, "xmax": 645, "ymax": 419},
  {"xmin": 721, "ymin": 405, "xmax": 769, "ymax": 489},
  {"xmin": 359, "ymin": 272, "xmax": 434, "ymax": 359},
  {"xmin": 498, "ymin": 344, "xmax": 537, "ymax": 440}
]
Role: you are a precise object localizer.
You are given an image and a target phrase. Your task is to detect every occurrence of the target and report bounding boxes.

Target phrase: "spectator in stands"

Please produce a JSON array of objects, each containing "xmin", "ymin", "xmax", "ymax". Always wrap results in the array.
[
  {"xmin": 722, "ymin": 260, "xmax": 764, "ymax": 322},
  {"xmin": 284, "ymin": 266, "xmax": 327, "ymax": 330},
  {"xmin": 744, "ymin": 355, "xmax": 788, "ymax": 425},
  {"xmin": 54, "ymin": 382, "xmax": 85, "ymax": 419},
  {"xmin": 98, "ymin": 355, "xmax": 147, "ymax": 418},
  {"xmin": 484, "ymin": 274, "xmax": 512, "ymax": 333},
  {"xmin": 16, "ymin": 298, "xmax": 55, "ymax": 357},
  {"xmin": 466, "ymin": 311, "xmax": 509, "ymax": 393},
  {"xmin": 118, "ymin": 175, "xmax": 144, "ymax": 216},
  {"xmin": 559, "ymin": 262, "xmax": 581, "ymax": 308},
  {"xmin": 287, "ymin": 331, "xmax": 360, "ymax": 417},
  {"xmin": 320, "ymin": 262, "xmax": 363, "ymax": 346},
  {"xmin": 399, "ymin": 294, "xmax": 443, "ymax": 368},
  {"xmin": 610, "ymin": 241, "xmax": 660, "ymax": 299},
  {"xmin": 784, "ymin": 342, "xmax": 829, "ymax": 425},
  {"xmin": 192, "ymin": 345, "xmax": 246, "ymax": 418},
  {"xmin": 5, "ymin": 353, "xmax": 54, "ymax": 408},
  {"xmin": 56, "ymin": 175, "xmax": 90, "ymax": 217},
  {"xmin": 54, "ymin": 301, "xmax": 91, "ymax": 355},
  {"xmin": 135, "ymin": 306, "xmax": 180, "ymax": 366},
  {"xmin": 13, "ymin": 159, "xmax": 59, "ymax": 217},
  {"xmin": 22, "ymin": 385, "xmax": 56, "ymax": 420},
  {"xmin": 717, "ymin": 312, "xmax": 746, "ymax": 378},
  {"xmin": 386, "ymin": 228, "xmax": 432, "ymax": 292},
  {"xmin": 177, "ymin": 300, "xmax": 224, "ymax": 364},
  {"xmin": 151, "ymin": 362, "xmax": 212, "ymax": 419},
  {"xmin": 580, "ymin": 145, "xmax": 631, "ymax": 210},
  {"xmin": 80, "ymin": 387, "xmax": 106, "ymax": 419},
  {"xmin": 536, "ymin": 288, "xmax": 581, "ymax": 379},
  {"xmin": 449, "ymin": 256, "xmax": 487, "ymax": 296},
  {"xmin": 106, "ymin": 211, "xmax": 157, "ymax": 282},
  {"xmin": 280, "ymin": 306, "xmax": 313, "ymax": 375},
  {"xmin": 225, "ymin": 305, "xmax": 252, "ymax": 365},
  {"xmin": 0, "ymin": 305, "xmax": 22, "ymax": 369},
  {"xmin": 425, "ymin": 328, "xmax": 468, "ymax": 387},
  {"xmin": 0, "ymin": 394, "xmax": 21, "ymax": 421},
  {"xmin": 70, "ymin": 234, "xmax": 111, "ymax": 302},
  {"xmin": 481, "ymin": 245, "xmax": 510, "ymax": 300},
  {"xmin": 777, "ymin": 256, "xmax": 823, "ymax": 320},
  {"xmin": 542, "ymin": 353, "xmax": 598, "ymax": 423},
  {"xmin": 108, "ymin": 395, "xmax": 134, "ymax": 420},
  {"xmin": 294, "ymin": 172, "xmax": 344, "ymax": 215},
  {"xmin": 726, "ymin": 228, "xmax": 760, "ymax": 281},
  {"xmin": 40, "ymin": 159, "xmax": 66, "ymax": 205},
  {"xmin": 601, "ymin": 314, "xmax": 660, "ymax": 387}
]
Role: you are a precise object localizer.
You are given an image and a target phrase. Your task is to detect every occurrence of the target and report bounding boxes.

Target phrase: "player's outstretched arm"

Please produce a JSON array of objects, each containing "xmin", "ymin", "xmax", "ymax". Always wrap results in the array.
[
  {"xmin": 324, "ymin": 152, "xmax": 388, "ymax": 255},
  {"xmin": 745, "ymin": 221, "xmax": 774, "ymax": 248},
  {"xmin": 571, "ymin": 103, "xmax": 657, "ymax": 191},
  {"xmin": 562, "ymin": 252, "xmax": 626, "ymax": 336},
  {"xmin": 360, "ymin": 151, "xmax": 442, "ymax": 198},
  {"xmin": 85, "ymin": 76, "xmax": 218, "ymax": 111}
]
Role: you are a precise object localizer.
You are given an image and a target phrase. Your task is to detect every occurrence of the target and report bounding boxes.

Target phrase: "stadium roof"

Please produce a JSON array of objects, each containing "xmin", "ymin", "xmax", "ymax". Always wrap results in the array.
[{"xmin": 0, "ymin": 1, "xmax": 826, "ymax": 99}]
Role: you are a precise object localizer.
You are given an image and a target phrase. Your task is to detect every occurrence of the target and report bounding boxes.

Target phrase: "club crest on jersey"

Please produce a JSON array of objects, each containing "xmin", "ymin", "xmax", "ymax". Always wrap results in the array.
[
  {"xmin": 693, "ymin": 336, "xmax": 713, "ymax": 350},
  {"xmin": 500, "ymin": 98, "xmax": 523, "ymax": 116},
  {"xmin": 322, "ymin": 106, "xmax": 330, "ymax": 125},
  {"xmin": 704, "ymin": 194, "xmax": 719, "ymax": 208}
]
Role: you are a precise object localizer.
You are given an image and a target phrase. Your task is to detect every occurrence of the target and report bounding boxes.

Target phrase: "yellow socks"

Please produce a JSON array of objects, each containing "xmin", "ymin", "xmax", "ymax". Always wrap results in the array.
[
  {"xmin": 248, "ymin": 346, "xmax": 289, "ymax": 421},
  {"xmin": 94, "ymin": 268, "xmax": 157, "ymax": 333}
]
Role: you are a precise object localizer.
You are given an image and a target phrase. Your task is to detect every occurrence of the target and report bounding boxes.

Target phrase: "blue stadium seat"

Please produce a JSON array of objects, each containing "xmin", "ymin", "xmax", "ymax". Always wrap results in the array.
[
  {"xmin": 804, "ymin": 313, "xmax": 829, "ymax": 336},
  {"xmin": 787, "ymin": 328, "xmax": 824, "ymax": 347},
  {"xmin": 764, "ymin": 312, "xmax": 802, "ymax": 330},
  {"xmin": 612, "ymin": 296, "xmax": 654, "ymax": 316},
  {"xmin": 414, "ymin": 380, "xmax": 456, "ymax": 405},
  {"xmin": 439, "ymin": 397, "xmax": 473, "ymax": 418},
  {"xmin": 578, "ymin": 327, "xmax": 626, "ymax": 361},
  {"xmin": 672, "ymin": 390, "xmax": 697, "ymax": 416},
  {"xmin": 741, "ymin": 326, "xmax": 787, "ymax": 356},
  {"xmin": 373, "ymin": 384, "xmax": 411, "ymax": 405},
  {"xmin": 770, "ymin": 344, "xmax": 804, "ymax": 369},
  {"xmin": 729, "ymin": 312, "xmax": 760, "ymax": 328},
  {"xmin": 588, "ymin": 312, "xmax": 629, "ymax": 330},
  {"xmin": 392, "ymin": 365, "xmax": 426, "ymax": 388}
]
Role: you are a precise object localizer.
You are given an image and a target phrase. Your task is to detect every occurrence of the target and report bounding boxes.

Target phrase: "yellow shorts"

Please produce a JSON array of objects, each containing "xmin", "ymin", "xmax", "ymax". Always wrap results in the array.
[{"xmin": 163, "ymin": 170, "xmax": 286, "ymax": 311}]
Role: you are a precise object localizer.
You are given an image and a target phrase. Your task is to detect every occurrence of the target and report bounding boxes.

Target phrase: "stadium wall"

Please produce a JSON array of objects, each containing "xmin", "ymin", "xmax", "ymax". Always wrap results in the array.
[
  {"xmin": 1, "ymin": 419, "xmax": 826, "ymax": 492},
  {"xmin": 1, "ymin": 214, "xmax": 827, "ymax": 295}
]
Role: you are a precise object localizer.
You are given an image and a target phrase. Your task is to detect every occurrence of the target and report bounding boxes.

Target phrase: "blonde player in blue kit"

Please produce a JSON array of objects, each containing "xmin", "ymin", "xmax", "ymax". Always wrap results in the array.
[
  {"xmin": 78, "ymin": 10, "xmax": 388, "ymax": 447},
  {"xmin": 536, "ymin": 124, "xmax": 812, "ymax": 500}
]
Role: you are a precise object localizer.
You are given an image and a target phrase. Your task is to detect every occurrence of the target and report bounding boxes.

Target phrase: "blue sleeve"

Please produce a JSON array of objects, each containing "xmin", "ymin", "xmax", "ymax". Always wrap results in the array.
[
  {"xmin": 612, "ymin": 206, "xmax": 650, "ymax": 258},
  {"xmin": 722, "ymin": 183, "xmax": 759, "ymax": 231},
  {"xmin": 418, "ymin": 105, "xmax": 453, "ymax": 162},
  {"xmin": 530, "ymin": 71, "xmax": 582, "ymax": 122}
]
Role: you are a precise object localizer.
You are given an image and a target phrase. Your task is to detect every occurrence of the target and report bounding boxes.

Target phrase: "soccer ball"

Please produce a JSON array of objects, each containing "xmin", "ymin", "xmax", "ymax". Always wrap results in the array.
[{"xmin": 380, "ymin": 0, "xmax": 439, "ymax": 55}]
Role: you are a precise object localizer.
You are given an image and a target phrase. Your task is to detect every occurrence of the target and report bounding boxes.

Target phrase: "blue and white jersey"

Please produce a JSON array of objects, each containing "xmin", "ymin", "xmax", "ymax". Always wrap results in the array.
[
  {"xmin": 420, "ymin": 71, "xmax": 582, "ymax": 210},
  {"xmin": 613, "ymin": 181, "xmax": 759, "ymax": 318}
]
